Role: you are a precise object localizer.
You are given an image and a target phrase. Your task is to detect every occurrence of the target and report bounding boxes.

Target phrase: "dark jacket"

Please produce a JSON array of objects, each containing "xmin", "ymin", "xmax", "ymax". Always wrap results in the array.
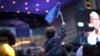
[{"xmin": 44, "ymin": 25, "xmax": 66, "ymax": 56}]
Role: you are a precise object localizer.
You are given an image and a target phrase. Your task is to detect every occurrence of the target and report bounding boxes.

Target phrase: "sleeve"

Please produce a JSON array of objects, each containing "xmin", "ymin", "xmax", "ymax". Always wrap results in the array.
[{"xmin": 58, "ymin": 25, "xmax": 67, "ymax": 41}]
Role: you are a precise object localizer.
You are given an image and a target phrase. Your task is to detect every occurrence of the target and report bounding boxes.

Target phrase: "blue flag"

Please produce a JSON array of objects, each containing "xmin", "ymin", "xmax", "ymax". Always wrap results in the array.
[{"xmin": 45, "ymin": 4, "xmax": 61, "ymax": 24}]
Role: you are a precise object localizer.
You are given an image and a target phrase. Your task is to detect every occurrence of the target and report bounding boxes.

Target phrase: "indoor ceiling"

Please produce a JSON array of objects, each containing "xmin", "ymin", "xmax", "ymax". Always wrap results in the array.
[{"xmin": 0, "ymin": 0, "xmax": 78, "ymax": 15}]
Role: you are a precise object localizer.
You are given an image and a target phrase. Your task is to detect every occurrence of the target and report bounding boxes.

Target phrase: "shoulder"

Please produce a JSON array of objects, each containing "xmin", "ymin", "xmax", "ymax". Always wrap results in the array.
[
  {"xmin": 50, "ymin": 36, "xmax": 62, "ymax": 42},
  {"xmin": 88, "ymin": 31, "xmax": 96, "ymax": 37},
  {"xmin": 54, "ymin": 36, "xmax": 62, "ymax": 40},
  {"xmin": 87, "ymin": 31, "xmax": 93, "ymax": 35}
]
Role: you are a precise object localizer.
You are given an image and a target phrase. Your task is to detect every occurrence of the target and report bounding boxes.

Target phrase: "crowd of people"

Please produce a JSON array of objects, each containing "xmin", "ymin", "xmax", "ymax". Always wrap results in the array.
[{"xmin": 0, "ymin": 11, "xmax": 100, "ymax": 56}]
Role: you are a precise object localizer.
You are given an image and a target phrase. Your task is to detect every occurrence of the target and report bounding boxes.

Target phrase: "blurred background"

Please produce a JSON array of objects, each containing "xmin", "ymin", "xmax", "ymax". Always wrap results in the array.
[{"xmin": 0, "ymin": 0, "xmax": 100, "ymax": 55}]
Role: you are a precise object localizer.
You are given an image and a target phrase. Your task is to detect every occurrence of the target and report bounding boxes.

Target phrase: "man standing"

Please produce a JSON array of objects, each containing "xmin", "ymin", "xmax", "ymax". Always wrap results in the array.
[{"xmin": 88, "ymin": 11, "xmax": 100, "ymax": 45}]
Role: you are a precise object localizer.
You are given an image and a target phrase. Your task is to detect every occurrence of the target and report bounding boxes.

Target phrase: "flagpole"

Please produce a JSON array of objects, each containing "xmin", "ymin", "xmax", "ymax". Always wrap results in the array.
[{"xmin": 60, "ymin": 12, "xmax": 64, "ymax": 22}]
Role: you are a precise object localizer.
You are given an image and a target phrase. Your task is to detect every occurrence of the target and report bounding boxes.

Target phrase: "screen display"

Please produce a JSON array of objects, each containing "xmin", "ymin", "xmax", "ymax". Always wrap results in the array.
[{"xmin": 74, "ymin": 9, "xmax": 100, "ymax": 45}]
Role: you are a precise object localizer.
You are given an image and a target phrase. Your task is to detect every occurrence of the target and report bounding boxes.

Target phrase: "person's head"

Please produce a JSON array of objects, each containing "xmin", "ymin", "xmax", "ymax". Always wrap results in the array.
[
  {"xmin": 96, "ymin": 42, "xmax": 100, "ymax": 51},
  {"xmin": 64, "ymin": 43, "xmax": 73, "ymax": 52},
  {"xmin": 45, "ymin": 26, "xmax": 57, "ymax": 38},
  {"xmin": 26, "ymin": 48, "xmax": 32, "ymax": 55},
  {"xmin": 90, "ymin": 11, "xmax": 100, "ymax": 30},
  {"xmin": 83, "ymin": 44, "xmax": 95, "ymax": 56},
  {"xmin": 0, "ymin": 29, "xmax": 15, "ymax": 45},
  {"xmin": 37, "ymin": 50, "xmax": 44, "ymax": 56}
]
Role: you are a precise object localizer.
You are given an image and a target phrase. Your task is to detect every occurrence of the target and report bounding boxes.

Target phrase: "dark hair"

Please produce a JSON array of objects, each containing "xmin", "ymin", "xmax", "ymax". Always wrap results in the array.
[
  {"xmin": 63, "ymin": 43, "xmax": 73, "ymax": 52},
  {"xmin": 45, "ymin": 26, "xmax": 56, "ymax": 38},
  {"xmin": 26, "ymin": 48, "xmax": 32, "ymax": 54},
  {"xmin": 83, "ymin": 44, "xmax": 95, "ymax": 56},
  {"xmin": 96, "ymin": 42, "xmax": 100, "ymax": 50},
  {"xmin": 0, "ymin": 29, "xmax": 15, "ymax": 45}
]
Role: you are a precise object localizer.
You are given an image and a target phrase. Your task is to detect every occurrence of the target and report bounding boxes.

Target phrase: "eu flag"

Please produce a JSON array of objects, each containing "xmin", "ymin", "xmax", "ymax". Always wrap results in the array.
[{"xmin": 45, "ymin": 4, "xmax": 61, "ymax": 24}]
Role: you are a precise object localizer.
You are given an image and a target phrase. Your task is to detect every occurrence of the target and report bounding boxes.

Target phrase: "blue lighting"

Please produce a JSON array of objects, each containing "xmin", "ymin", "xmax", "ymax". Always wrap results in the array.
[{"xmin": 0, "ymin": 0, "xmax": 78, "ymax": 15}]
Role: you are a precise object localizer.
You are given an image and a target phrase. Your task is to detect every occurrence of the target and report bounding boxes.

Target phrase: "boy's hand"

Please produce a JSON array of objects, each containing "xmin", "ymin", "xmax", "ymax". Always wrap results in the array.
[{"xmin": 62, "ymin": 21, "xmax": 66, "ymax": 25}]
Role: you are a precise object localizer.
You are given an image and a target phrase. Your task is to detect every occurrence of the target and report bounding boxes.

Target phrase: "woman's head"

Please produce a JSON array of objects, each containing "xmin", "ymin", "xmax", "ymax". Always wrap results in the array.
[{"xmin": 0, "ymin": 29, "xmax": 15, "ymax": 45}]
